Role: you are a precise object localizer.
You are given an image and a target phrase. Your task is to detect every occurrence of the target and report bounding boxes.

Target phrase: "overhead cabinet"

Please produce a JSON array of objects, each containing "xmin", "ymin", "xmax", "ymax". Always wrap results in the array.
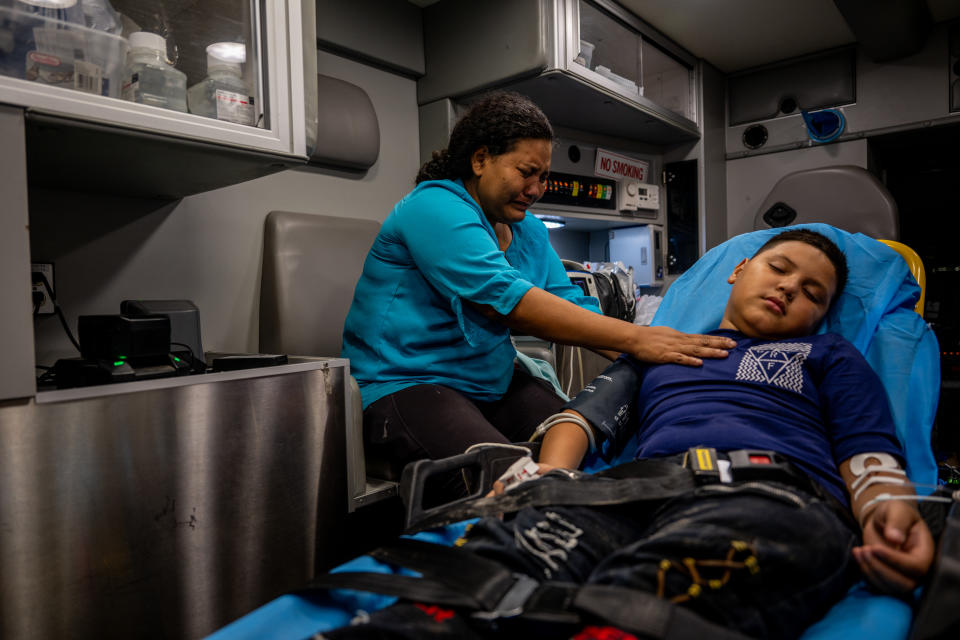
[
  {"xmin": 419, "ymin": 0, "xmax": 700, "ymax": 144},
  {"xmin": 0, "ymin": 0, "xmax": 316, "ymax": 196}
]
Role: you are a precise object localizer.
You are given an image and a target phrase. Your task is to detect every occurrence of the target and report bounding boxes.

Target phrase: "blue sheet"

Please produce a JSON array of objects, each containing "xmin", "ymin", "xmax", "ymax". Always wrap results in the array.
[
  {"xmin": 207, "ymin": 524, "xmax": 472, "ymax": 640},
  {"xmin": 208, "ymin": 224, "xmax": 940, "ymax": 640},
  {"xmin": 647, "ymin": 224, "xmax": 939, "ymax": 640}
]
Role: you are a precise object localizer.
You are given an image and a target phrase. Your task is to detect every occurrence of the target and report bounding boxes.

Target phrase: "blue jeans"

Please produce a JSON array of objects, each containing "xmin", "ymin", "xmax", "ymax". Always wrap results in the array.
[{"xmin": 325, "ymin": 479, "xmax": 858, "ymax": 640}]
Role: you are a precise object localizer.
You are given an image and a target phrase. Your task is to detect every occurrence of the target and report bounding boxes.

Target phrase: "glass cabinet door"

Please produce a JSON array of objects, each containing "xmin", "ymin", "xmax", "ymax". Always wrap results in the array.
[
  {"xmin": 641, "ymin": 38, "xmax": 693, "ymax": 121},
  {"xmin": 111, "ymin": 0, "xmax": 262, "ymax": 127},
  {"xmin": 0, "ymin": 0, "xmax": 306, "ymax": 156},
  {"xmin": 573, "ymin": 0, "xmax": 642, "ymax": 99},
  {"xmin": 568, "ymin": 0, "xmax": 696, "ymax": 124}
]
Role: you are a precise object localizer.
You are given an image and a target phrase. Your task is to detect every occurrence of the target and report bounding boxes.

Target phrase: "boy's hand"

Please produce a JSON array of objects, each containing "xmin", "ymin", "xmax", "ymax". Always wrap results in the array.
[
  {"xmin": 854, "ymin": 500, "xmax": 934, "ymax": 597},
  {"xmin": 489, "ymin": 463, "xmax": 561, "ymax": 496}
]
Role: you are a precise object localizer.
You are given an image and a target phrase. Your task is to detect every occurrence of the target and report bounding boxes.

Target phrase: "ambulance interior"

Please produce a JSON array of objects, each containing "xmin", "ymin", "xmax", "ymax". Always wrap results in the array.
[{"xmin": 1, "ymin": 0, "xmax": 960, "ymax": 638}]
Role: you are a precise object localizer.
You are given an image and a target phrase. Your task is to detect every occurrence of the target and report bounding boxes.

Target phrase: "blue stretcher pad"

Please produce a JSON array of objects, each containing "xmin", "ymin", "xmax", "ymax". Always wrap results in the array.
[
  {"xmin": 208, "ymin": 224, "xmax": 940, "ymax": 640},
  {"xmin": 647, "ymin": 223, "xmax": 939, "ymax": 640}
]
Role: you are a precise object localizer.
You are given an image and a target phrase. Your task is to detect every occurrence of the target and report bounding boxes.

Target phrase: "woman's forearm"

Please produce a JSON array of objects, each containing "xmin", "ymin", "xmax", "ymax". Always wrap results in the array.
[
  {"xmin": 506, "ymin": 287, "xmax": 642, "ymax": 352},
  {"xmin": 503, "ymin": 287, "xmax": 735, "ymax": 366}
]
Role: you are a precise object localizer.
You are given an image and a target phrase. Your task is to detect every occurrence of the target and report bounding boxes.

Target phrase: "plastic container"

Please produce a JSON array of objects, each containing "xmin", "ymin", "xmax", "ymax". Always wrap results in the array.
[
  {"xmin": 15, "ymin": 0, "xmax": 83, "ymax": 24},
  {"xmin": 2, "ymin": 2, "xmax": 85, "ymax": 80},
  {"xmin": 80, "ymin": 0, "xmax": 121, "ymax": 34},
  {"xmin": 577, "ymin": 39, "xmax": 595, "ymax": 69},
  {"xmin": 187, "ymin": 41, "xmax": 255, "ymax": 125},
  {"xmin": 121, "ymin": 31, "xmax": 187, "ymax": 112},
  {"xmin": 594, "ymin": 64, "xmax": 639, "ymax": 92},
  {"xmin": 0, "ymin": 4, "xmax": 127, "ymax": 96}
]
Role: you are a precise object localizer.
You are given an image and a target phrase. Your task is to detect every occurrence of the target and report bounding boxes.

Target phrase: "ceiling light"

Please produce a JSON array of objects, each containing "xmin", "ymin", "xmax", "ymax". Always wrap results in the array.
[{"xmin": 535, "ymin": 215, "xmax": 566, "ymax": 230}]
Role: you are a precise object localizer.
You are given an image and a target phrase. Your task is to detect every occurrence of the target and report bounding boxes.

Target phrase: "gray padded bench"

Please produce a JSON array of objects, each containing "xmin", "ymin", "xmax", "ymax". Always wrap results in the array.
[{"xmin": 259, "ymin": 210, "xmax": 397, "ymax": 511}]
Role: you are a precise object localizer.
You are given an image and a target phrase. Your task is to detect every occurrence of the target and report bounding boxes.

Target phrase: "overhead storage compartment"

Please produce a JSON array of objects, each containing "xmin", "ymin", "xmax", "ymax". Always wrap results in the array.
[{"xmin": 418, "ymin": 0, "xmax": 700, "ymax": 145}]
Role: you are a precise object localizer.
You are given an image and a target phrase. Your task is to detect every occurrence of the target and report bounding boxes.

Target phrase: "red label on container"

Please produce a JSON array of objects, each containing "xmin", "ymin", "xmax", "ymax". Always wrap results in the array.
[{"xmin": 28, "ymin": 52, "xmax": 61, "ymax": 67}]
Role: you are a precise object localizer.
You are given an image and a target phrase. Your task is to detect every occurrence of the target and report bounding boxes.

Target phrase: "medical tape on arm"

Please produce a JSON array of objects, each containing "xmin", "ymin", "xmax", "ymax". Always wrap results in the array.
[
  {"xmin": 846, "ymin": 452, "xmax": 912, "ymax": 528},
  {"xmin": 529, "ymin": 412, "xmax": 597, "ymax": 454},
  {"xmin": 850, "ymin": 466, "xmax": 907, "ymax": 501},
  {"xmin": 858, "ymin": 490, "xmax": 960, "ymax": 516}
]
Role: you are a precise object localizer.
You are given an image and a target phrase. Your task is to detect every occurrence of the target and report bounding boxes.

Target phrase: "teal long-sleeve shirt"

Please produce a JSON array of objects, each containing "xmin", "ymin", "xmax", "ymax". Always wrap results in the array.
[{"xmin": 342, "ymin": 179, "xmax": 601, "ymax": 409}]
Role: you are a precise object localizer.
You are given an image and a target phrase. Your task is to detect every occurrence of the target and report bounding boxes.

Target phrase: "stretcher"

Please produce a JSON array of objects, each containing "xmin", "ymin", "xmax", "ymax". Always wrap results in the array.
[{"xmin": 208, "ymin": 224, "xmax": 946, "ymax": 640}]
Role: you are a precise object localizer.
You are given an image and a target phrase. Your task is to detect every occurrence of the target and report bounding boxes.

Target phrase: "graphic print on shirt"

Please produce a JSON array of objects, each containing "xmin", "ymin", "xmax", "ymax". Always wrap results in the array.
[{"xmin": 735, "ymin": 342, "xmax": 812, "ymax": 393}]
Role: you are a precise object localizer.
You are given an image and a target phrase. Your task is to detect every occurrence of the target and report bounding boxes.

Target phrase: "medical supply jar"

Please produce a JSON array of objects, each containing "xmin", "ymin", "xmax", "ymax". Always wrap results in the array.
[
  {"xmin": 187, "ymin": 41, "xmax": 255, "ymax": 126},
  {"xmin": 121, "ymin": 31, "xmax": 187, "ymax": 112}
]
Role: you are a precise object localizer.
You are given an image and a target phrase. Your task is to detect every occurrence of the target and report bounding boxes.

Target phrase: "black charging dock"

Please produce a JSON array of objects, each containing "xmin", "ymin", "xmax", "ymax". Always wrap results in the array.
[{"xmin": 51, "ymin": 315, "xmax": 194, "ymax": 388}]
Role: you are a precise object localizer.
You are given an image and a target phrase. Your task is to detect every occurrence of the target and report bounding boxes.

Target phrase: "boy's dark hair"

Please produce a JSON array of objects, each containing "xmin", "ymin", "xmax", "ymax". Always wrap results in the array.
[
  {"xmin": 753, "ymin": 229, "xmax": 849, "ymax": 301},
  {"xmin": 415, "ymin": 91, "xmax": 553, "ymax": 184}
]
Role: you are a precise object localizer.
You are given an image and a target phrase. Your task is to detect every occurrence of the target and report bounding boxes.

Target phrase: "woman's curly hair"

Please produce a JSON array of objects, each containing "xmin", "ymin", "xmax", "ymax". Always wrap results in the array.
[{"xmin": 415, "ymin": 91, "xmax": 554, "ymax": 184}]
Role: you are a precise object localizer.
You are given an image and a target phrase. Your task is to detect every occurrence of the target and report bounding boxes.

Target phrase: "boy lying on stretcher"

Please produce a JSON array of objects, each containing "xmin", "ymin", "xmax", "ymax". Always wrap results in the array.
[{"xmin": 325, "ymin": 229, "xmax": 934, "ymax": 639}]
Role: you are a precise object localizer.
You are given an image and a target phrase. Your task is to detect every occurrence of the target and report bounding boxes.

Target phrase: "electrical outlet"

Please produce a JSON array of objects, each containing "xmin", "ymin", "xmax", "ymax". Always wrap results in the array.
[{"xmin": 31, "ymin": 262, "xmax": 55, "ymax": 315}]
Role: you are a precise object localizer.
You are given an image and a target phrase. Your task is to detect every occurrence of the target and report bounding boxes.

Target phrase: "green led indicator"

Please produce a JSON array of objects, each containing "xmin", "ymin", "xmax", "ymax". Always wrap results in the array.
[
  {"xmin": 174, "ymin": 356, "xmax": 181, "ymax": 362},
  {"xmin": 113, "ymin": 361, "xmax": 124, "ymax": 367},
  {"xmin": 118, "ymin": 355, "xmax": 126, "ymax": 360}
]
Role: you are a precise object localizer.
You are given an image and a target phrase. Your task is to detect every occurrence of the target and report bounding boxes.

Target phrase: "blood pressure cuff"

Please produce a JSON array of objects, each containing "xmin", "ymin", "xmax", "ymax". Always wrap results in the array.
[{"xmin": 562, "ymin": 356, "xmax": 641, "ymax": 458}]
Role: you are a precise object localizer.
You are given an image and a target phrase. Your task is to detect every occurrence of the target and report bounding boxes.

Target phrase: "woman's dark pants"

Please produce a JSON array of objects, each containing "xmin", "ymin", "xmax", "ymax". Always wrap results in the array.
[{"xmin": 363, "ymin": 367, "xmax": 565, "ymax": 498}]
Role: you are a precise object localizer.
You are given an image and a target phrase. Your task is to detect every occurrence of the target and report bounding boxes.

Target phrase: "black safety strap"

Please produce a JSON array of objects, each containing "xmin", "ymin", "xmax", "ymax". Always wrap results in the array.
[
  {"xmin": 401, "ymin": 444, "xmax": 841, "ymax": 533},
  {"xmin": 309, "ymin": 563, "xmax": 753, "ymax": 639},
  {"xmin": 573, "ymin": 584, "xmax": 753, "ymax": 640},
  {"xmin": 306, "ymin": 572, "xmax": 480, "ymax": 609},
  {"xmin": 406, "ymin": 459, "xmax": 695, "ymax": 531},
  {"xmin": 304, "ymin": 538, "xmax": 534, "ymax": 613},
  {"xmin": 368, "ymin": 538, "xmax": 519, "ymax": 611}
]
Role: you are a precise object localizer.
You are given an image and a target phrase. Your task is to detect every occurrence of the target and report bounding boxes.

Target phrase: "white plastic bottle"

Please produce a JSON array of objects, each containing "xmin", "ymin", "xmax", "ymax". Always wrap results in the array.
[
  {"xmin": 121, "ymin": 31, "xmax": 187, "ymax": 112},
  {"xmin": 187, "ymin": 42, "xmax": 254, "ymax": 126}
]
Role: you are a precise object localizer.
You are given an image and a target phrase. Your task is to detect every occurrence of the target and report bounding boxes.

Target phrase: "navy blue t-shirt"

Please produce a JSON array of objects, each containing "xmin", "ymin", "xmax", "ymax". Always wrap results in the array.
[{"xmin": 574, "ymin": 330, "xmax": 904, "ymax": 506}]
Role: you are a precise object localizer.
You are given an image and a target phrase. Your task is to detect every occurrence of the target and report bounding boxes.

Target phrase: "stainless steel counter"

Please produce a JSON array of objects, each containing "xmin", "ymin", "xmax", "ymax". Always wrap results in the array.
[{"xmin": 0, "ymin": 358, "xmax": 348, "ymax": 639}]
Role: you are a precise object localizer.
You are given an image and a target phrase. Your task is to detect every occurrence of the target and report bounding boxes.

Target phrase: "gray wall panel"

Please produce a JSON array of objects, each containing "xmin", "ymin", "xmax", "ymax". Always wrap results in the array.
[
  {"xmin": 0, "ymin": 107, "xmax": 35, "ymax": 400},
  {"xmin": 30, "ymin": 52, "xmax": 420, "ymax": 366},
  {"xmin": 419, "ymin": 0, "xmax": 551, "ymax": 104},
  {"xmin": 699, "ymin": 61, "xmax": 727, "ymax": 252},
  {"xmin": 726, "ymin": 23, "xmax": 954, "ymax": 156},
  {"xmin": 547, "ymin": 228, "xmax": 590, "ymax": 262},
  {"xmin": 725, "ymin": 140, "xmax": 869, "ymax": 237},
  {"xmin": 317, "ymin": 0, "xmax": 425, "ymax": 76},
  {"xmin": 727, "ymin": 49, "xmax": 856, "ymax": 126},
  {"xmin": 418, "ymin": 98, "xmax": 459, "ymax": 167}
]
